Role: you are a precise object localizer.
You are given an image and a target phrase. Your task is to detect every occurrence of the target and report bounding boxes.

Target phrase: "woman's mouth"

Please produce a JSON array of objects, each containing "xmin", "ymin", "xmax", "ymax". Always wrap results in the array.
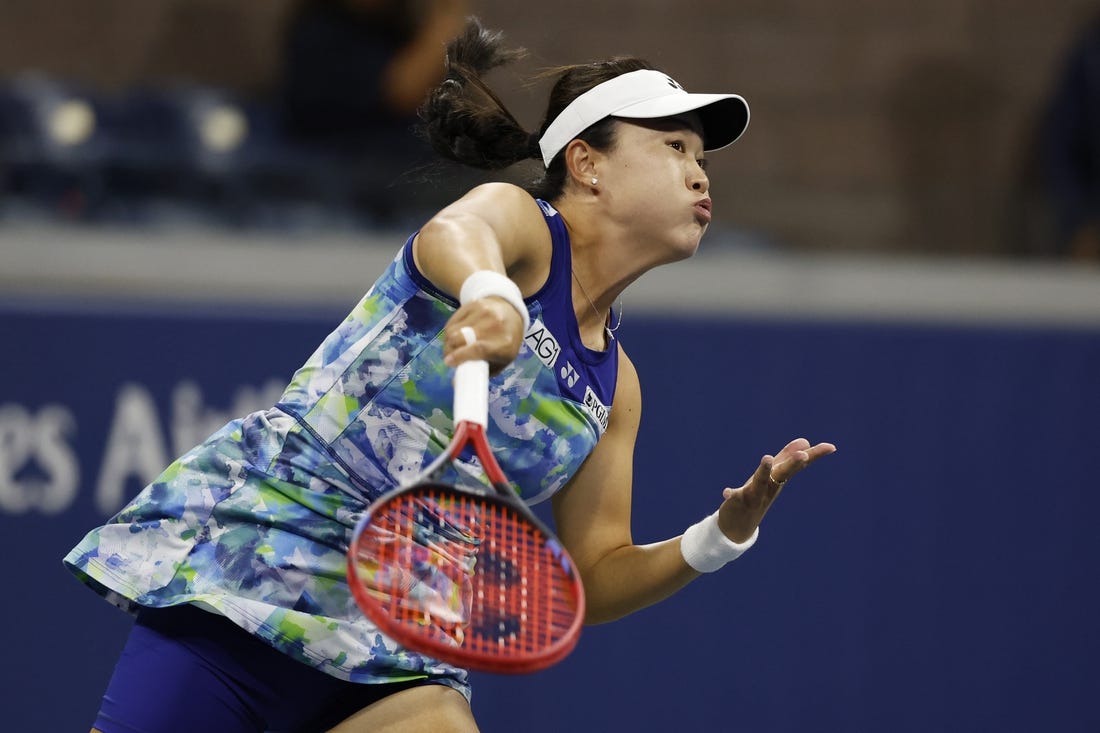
[{"xmin": 694, "ymin": 198, "xmax": 713, "ymax": 224}]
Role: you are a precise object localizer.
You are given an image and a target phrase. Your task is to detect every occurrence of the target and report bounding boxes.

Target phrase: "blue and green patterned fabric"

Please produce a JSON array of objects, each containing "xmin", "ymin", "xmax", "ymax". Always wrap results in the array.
[{"xmin": 64, "ymin": 199, "xmax": 619, "ymax": 697}]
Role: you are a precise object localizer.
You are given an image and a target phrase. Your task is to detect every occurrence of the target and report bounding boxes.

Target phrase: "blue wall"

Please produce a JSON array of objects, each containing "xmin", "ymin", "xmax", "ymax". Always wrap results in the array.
[{"xmin": 2, "ymin": 298, "xmax": 1098, "ymax": 731}]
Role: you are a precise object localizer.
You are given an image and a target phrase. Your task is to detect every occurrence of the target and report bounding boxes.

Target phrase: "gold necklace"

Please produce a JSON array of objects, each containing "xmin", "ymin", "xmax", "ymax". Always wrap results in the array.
[{"xmin": 572, "ymin": 268, "xmax": 623, "ymax": 339}]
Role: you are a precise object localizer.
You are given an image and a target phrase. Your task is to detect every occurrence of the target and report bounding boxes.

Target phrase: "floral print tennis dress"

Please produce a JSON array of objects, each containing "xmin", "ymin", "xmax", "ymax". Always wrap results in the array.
[{"xmin": 64, "ymin": 200, "xmax": 618, "ymax": 698}]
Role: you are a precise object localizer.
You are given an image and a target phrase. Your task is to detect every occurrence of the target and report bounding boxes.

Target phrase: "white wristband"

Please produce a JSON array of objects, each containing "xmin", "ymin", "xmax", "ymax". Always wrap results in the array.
[
  {"xmin": 459, "ymin": 270, "xmax": 531, "ymax": 333},
  {"xmin": 680, "ymin": 511, "xmax": 759, "ymax": 573}
]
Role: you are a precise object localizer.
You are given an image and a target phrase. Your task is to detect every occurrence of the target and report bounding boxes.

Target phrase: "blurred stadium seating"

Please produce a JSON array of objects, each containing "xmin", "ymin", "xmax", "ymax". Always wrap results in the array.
[
  {"xmin": 0, "ymin": 74, "xmax": 117, "ymax": 220},
  {"xmin": 0, "ymin": 73, "xmax": 430, "ymax": 231}
]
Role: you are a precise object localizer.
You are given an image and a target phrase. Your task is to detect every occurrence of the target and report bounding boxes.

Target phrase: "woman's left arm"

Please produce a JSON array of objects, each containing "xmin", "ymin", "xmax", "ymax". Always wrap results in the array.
[
  {"xmin": 551, "ymin": 347, "xmax": 696, "ymax": 625},
  {"xmin": 551, "ymin": 347, "xmax": 835, "ymax": 625}
]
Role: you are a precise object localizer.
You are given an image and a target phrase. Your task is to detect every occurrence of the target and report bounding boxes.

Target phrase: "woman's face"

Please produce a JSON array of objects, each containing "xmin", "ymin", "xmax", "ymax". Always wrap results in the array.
[{"xmin": 594, "ymin": 113, "xmax": 712, "ymax": 262}]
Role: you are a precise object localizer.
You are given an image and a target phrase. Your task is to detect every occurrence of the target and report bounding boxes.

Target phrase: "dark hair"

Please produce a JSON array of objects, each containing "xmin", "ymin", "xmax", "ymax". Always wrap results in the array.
[{"xmin": 420, "ymin": 18, "xmax": 656, "ymax": 201}]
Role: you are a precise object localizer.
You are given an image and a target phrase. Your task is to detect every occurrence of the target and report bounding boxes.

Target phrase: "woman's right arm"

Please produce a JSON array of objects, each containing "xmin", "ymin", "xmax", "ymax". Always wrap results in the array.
[{"xmin": 413, "ymin": 182, "xmax": 552, "ymax": 371}]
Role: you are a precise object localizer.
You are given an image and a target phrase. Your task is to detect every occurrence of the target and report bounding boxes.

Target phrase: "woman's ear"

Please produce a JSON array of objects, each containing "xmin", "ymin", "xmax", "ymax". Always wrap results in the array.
[{"xmin": 563, "ymin": 138, "xmax": 601, "ymax": 190}]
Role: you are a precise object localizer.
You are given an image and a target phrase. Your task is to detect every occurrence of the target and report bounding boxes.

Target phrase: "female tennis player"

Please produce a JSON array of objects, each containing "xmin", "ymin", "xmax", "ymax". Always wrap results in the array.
[{"xmin": 66, "ymin": 18, "xmax": 835, "ymax": 733}]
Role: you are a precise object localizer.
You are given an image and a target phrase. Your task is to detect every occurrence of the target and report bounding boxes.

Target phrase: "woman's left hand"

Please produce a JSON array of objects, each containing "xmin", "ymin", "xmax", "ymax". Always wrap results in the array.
[{"xmin": 716, "ymin": 438, "xmax": 836, "ymax": 543}]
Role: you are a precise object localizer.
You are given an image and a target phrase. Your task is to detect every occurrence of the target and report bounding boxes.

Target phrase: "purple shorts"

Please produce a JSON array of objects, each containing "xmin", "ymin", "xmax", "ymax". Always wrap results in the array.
[{"xmin": 93, "ymin": 604, "xmax": 437, "ymax": 733}]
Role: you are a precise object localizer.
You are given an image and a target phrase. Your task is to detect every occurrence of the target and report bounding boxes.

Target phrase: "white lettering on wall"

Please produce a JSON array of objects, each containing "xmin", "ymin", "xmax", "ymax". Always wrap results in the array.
[
  {"xmin": 94, "ymin": 384, "xmax": 169, "ymax": 515},
  {"xmin": 0, "ymin": 378, "xmax": 285, "ymax": 517},
  {"xmin": 0, "ymin": 403, "xmax": 79, "ymax": 514}
]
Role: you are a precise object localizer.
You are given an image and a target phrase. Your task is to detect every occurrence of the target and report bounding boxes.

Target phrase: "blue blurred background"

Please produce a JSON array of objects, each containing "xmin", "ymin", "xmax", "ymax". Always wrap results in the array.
[{"xmin": 2, "ymin": 1, "xmax": 1099, "ymax": 730}]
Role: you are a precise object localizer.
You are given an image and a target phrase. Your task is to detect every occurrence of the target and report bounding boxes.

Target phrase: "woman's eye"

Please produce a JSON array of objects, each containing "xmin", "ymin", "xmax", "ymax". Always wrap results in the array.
[{"xmin": 668, "ymin": 141, "xmax": 684, "ymax": 152}]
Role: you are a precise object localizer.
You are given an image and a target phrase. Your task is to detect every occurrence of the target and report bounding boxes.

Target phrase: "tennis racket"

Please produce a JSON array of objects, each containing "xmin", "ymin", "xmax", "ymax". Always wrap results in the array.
[{"xmin": 346, "ymin": 357, "xmax": 585, "ymax": 674}]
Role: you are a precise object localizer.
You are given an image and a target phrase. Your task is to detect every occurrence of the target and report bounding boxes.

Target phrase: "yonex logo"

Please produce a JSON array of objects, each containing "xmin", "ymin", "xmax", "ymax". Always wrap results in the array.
[
  {"xmin": 560, "ymin": 362, "xmax": 579, "ymax": 388},
  {"xmin": 665, "ymin": 76, "xmax": 684, "ymax": 90}
]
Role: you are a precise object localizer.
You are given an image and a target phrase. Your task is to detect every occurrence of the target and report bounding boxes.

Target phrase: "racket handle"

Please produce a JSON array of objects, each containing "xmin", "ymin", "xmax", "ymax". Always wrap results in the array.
[{"xmin": 454, "ymin": 359, "xmax": 489, "ymax": 427}]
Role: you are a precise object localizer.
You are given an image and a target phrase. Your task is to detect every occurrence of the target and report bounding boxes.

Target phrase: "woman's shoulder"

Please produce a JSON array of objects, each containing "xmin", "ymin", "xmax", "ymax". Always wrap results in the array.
[
  {"xmin": 425, "ymin": 182, "xmax": 553, "ymax": 246},
  {"xmin": 460, "ymin": 181, "xmax": 544, "ymax": 212},
  {"xmin": 440, "ymin": 183, "xmax": 554, "ymax": 287}
]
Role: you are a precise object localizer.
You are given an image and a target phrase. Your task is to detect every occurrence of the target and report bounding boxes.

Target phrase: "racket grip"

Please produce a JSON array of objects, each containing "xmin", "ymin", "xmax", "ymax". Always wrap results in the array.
[{"xmin": 454, "ymin": 359, "xmax": 490, "ymax": 427}]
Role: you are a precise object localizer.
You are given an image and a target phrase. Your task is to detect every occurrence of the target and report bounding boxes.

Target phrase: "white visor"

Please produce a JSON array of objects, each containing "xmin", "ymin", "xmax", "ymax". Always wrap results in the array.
[{"xmin": 537, "ymin": 69, "xmax": 749, "ymax": 167}]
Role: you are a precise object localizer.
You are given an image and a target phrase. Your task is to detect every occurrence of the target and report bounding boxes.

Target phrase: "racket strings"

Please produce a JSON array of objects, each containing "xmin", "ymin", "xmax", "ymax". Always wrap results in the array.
[
  {"xmin": 350, "ymin": 486, "xmax": 582, "ymax": 664},
  {"xmin": 353, "ymin": 494, "xmax": 479, "ymax": 640}
]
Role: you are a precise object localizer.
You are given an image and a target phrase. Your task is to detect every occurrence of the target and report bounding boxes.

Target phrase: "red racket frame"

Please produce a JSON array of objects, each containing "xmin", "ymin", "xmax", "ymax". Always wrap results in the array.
[{"xmin": 347, "ymin": 419, "xmax": 586, "ymax": 673}]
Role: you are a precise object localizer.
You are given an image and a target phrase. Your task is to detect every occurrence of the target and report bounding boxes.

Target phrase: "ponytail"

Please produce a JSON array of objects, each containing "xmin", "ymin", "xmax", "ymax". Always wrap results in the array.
[
  {"xmin": 421, "ymin": 18, "xmax": 658, "ymax": 200},
  {"xmin": 420, "ymin": 19, "xmax": 536, "ymax": 170}
]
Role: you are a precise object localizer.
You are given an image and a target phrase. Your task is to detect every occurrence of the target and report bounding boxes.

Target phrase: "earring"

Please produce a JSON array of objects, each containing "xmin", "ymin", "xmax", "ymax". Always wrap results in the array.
[{"xmin": 591, "ymin": 177, "xmax": 598, "ymax": 186}]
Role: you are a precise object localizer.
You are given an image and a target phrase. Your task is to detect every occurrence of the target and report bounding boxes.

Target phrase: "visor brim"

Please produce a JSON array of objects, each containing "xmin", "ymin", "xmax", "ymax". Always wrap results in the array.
[{"xmin": 614, "ymin": 93, "xmax": 750, "ymax": 152}]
